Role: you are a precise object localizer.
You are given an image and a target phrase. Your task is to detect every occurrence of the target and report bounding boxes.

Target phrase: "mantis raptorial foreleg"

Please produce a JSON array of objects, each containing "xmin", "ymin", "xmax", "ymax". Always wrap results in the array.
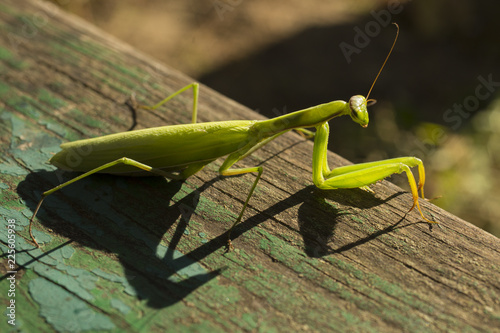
[{"xmin": 312, "ymin": 122, "xmax": 435, "ymax": 223}]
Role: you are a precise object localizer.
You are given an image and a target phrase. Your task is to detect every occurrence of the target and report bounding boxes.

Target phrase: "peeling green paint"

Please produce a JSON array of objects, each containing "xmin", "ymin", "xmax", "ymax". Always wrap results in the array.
[
  {"xmin": 34, "ymin": 265, "xmax": 96, "ymax": 301},
  {"xmin": 1, "ymin": 111, "xmax": 61, "ymax": 173},
  {"xmin": 110, "ymin": 298, "xmax": 131, "ymax": 315},
  {"xmin": 29, "ymin": 278, "xmax": 115, "ymax": 332},
  {"xmin": 155, "ymin": 244, "xmax": 210, "ymax": 281}
]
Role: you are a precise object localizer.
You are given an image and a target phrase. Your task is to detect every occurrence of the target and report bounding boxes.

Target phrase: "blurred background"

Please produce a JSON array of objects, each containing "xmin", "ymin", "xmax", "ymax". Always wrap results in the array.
[{"xmin": 48, "ymin": 0, "xmax": 500, "ymax": 237}]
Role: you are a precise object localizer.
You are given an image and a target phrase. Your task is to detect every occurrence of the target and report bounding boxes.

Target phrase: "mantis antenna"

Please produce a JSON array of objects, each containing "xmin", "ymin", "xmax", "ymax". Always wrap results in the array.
[{"xmin": 366, "ymin": 22, "xmax": 400, "ymax": 102}]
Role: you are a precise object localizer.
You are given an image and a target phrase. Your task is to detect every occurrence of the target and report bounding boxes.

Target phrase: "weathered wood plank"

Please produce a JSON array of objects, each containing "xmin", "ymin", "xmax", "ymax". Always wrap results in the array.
[{"xmin": 1, "ymin": 1, "xmax": 499, "ymax": 332}]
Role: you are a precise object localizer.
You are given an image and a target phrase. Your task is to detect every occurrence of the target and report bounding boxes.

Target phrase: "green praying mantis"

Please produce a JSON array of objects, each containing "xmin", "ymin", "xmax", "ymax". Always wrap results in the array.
[{"xmin": 28, "ymin": 23, "xmax": 437, "ymax": 249}]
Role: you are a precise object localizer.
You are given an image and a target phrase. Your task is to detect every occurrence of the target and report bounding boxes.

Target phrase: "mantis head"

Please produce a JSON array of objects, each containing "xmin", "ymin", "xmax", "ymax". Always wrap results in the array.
[{"xmin": 348, "ymin": 95, "xmax": 369, "ymax": 128}]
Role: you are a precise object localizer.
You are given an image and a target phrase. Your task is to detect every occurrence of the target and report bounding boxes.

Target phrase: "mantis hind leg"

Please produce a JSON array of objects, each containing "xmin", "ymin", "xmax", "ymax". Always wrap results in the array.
[
  {"xmin": 312, "ymin": 122, "xmax": 436, "ymax": 224},
  {"xmin": 134, "ymin": 82, "xmax": 200, "ymax": 123},
  {"xmin": 29, "ymin": 157, "xmax": 209, "ymax": 247}
]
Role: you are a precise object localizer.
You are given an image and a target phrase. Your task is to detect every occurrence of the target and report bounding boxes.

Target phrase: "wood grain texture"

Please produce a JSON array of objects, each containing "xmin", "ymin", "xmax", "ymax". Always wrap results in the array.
[{"xmin": 1, "ymin": 1, "xmax": 499, "ymax": 332}]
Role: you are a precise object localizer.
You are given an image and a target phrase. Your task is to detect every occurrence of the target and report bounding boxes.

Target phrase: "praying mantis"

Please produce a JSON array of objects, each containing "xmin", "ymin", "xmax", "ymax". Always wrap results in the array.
[{"xmin": 28, "ymin": 23, "xmax": 437, "ymax": 249}]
